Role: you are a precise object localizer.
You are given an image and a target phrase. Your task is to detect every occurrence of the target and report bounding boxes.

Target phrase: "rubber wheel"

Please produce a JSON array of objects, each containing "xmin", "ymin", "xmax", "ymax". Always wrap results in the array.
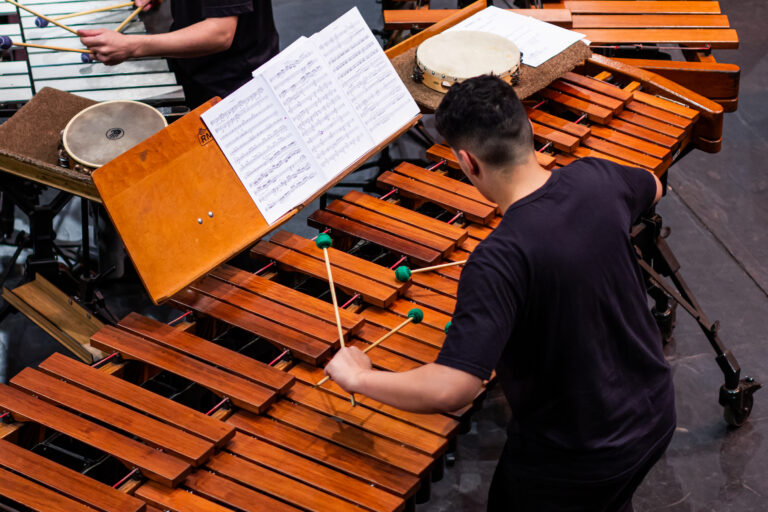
[
  {"xmin": 724, "ymin": 393, "xmax": 754, "ymax": 428},
  {"xmin": 653, "ymin": 302, "xmax": 677, "ymax": 345}
]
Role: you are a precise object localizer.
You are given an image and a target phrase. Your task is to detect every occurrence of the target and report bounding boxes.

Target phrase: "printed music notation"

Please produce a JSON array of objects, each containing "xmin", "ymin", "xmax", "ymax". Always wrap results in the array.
[
  {"xmin": 448, "ymin": 6, "xmax": 586, "ymax": 67},
  {"xmin": 311, "ymin": 8, "xmax": 419, "ymax": 144},
  {"xmin": 260, "ymin": 37, "xmax": 372, "ymax": 180},
  {"xmin": 202, "ymin": 7, "xmax": 419, "ymax": 225},
  {"xmin": 202, "ymin": 76, "xmax": 325, "ymax": 224}
]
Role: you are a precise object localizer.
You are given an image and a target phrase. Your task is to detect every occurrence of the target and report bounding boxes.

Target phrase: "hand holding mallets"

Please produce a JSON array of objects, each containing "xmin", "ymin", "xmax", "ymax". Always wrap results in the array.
[{"xmin": 316, "ymin": 307, "xmax": 424, "ymax": 388}]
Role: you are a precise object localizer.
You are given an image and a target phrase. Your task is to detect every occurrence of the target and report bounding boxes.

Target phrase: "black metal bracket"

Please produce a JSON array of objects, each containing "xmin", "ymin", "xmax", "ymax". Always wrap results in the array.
[
  {"xmin": 632, "ymin": 212, "xmax": 760, "ymax": 426},
  {"xmin": 0, "ymin": 174, "xmax": 118, "ymax": 324}
]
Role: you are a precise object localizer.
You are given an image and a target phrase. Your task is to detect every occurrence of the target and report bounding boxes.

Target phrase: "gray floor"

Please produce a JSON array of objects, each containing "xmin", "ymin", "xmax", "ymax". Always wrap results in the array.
[{"xmin": 1, "ymin": 1, "xmax": 767, "ymax": 510}]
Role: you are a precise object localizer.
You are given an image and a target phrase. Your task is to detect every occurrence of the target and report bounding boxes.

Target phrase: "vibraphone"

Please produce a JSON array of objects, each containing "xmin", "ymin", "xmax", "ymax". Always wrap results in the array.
[
  {"xmin": 0, "ymin": 0, "xmax": 183, "ymax": 107},
  {"xmin": 382, "ymin": 0, "xmax": 740, "ymax": 111},
  {"xmin": 0, "ymin": 57, "xmax": 757, "ymax": 509}
]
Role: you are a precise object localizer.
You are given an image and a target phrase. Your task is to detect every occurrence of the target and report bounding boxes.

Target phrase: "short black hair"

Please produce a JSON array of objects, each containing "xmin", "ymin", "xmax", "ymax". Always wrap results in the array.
[{"xmin": 435, "ymin": 75, "xmax": 533, "ymax": 168}]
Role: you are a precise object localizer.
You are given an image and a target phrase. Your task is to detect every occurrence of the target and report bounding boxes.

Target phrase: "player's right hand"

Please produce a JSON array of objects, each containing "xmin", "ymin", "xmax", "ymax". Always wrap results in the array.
[{"xmin": 135, "ymin": 0, "xmax": 154, "ymax": 12}]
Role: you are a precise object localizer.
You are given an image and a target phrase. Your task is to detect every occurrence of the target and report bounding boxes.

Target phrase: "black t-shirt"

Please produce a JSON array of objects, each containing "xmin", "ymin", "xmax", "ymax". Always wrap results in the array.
[
  {"xmin": 436, "ymin": 157, "xmax": 675, "ymax": 482},
  {"xmin": 170, "ymin": 0, "xmax": 279, "ymax": 103}
]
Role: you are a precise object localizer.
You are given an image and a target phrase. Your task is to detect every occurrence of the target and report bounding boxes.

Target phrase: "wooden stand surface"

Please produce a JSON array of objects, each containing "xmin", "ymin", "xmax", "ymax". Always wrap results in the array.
[
  {"xmin": 92, "ymin": 98, "xmax": 420, "ymax": 304},
  {"xmin": 2, "ymin": 275, "xmax": 105, "ymax": 363}
]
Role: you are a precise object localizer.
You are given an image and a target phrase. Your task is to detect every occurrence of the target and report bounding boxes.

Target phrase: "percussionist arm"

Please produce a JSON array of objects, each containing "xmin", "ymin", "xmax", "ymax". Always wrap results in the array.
[{"xmin": 325, "ymin": 347, "xmax": 483, "ymax": 414}]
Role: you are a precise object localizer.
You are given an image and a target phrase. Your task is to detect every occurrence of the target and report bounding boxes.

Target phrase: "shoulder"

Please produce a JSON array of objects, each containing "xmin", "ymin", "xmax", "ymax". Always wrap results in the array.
[{"xmin": 464, "ymin": 223, "xmax": 529, "ymax": 283}]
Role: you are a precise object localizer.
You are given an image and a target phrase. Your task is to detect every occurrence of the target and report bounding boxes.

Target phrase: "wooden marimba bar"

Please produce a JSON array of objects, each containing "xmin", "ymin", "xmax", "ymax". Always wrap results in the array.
[
  {"xmin": 382, "ymin": 0, "xmax": 740, "ymax": 111},
  {"xmin": 0, "ymin": 56, "xmax": 728, "ymax": 512}
]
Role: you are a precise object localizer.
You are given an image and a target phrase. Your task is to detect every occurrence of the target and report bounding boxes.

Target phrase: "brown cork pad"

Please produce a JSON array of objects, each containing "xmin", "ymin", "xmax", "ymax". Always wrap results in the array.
[
  {"xmin": 392, "ymin": 41, "xmax": 593, "ymax": 112},
  {"xmin": 0, "ymin": 88, "xmax": 98, "ymax": 196}
]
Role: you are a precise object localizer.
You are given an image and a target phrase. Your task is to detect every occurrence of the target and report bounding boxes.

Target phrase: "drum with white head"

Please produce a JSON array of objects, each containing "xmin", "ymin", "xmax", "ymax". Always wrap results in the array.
[
  {"xmin": 61, "ymin": 100, "xmax": 167, "ymax": 172},
  {"xmin": 413, "ymin": 30, "xmax": 522, "ymax": 93}
]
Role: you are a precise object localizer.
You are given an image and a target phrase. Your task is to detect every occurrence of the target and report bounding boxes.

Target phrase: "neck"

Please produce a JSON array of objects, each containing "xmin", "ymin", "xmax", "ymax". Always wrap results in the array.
[{"xmin": 492, "ymin": 154, "xmax": 552, "ymax": 213}]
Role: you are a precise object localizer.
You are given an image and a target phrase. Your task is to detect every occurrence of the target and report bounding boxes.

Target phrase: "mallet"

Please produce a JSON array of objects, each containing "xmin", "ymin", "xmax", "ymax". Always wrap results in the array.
[
  {"xmin": 5, "ymin": 0, "xmax": 79, "ymax": 35},
  {"xmin": 315, "ymin": 233, "xmax": 356, "ymax": 406},
  {"xmin": 0, "ymin": 35, "xmax": 90, "ymax": 54},
  {"xmin": 316, "ymin": 308, "xmax": 424, "ymax": 388},
  {"xmin": 35, "ymin": 2, "xmax": 135, "ymax": 28},
  {"xmin": 394, "ymin": 260, "xmax": 467, "ymax": 282},
  {"xmin": 115, "ymin": 5, "xmax": 142, "ymax": 32}
]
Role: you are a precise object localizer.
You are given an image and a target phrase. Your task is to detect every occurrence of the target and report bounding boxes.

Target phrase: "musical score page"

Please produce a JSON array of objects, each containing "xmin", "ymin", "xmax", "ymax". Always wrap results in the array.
[
  {"xmin": 202, "ymin": 10, "xmax": 420, "ymax": 226},
  {"xmin": 448, "ymin": 6, "xmax": 585, "ymax": 67},
  {"xmin": 311, "ymin": 7, "xmax": 420, "ymax": 145},
  {"xmin": 258, "ymin": 37, "xmax": 373, "ymax": 180},
  {"xmin": 201, "ymin": 75, "xmax": 326, "ymax": 225}
]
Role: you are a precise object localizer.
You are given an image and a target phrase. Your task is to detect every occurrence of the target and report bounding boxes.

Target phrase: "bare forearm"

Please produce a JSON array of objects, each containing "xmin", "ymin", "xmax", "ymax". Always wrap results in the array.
[
  {"xmin": 353, "ymin": 363, "xmax": 481, "ymax": 414},
  {"xmin": 133, "ymin": 18, "xmax": 235, "ymax": 59}
]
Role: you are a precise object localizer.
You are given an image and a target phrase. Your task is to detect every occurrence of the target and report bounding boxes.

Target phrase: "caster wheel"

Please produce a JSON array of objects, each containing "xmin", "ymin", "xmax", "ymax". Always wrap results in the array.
[
  {"xmin": 446, "ymin": 452, "xmax": 457, "ymax": 467},
  {"xmin": 724, "ymin": 393, "xmax": 754, "ymax": 428},
  {"xmin": 653, "ymin": 302, "xmax": 677, "ymax": 345}
]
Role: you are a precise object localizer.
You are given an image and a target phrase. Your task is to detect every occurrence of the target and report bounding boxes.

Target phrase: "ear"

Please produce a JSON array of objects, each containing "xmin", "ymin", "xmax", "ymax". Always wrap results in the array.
[{"xmin": 455, "ymin": 149, "xmax": 480, "ymax": 177}]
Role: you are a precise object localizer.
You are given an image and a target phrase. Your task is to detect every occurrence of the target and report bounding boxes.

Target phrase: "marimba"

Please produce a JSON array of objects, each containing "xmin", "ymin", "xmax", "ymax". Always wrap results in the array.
[
  {"xmin": 0, "ymin": 6, "xmax": 756, "ymax": 511},
  {"xmin": 0, "ymin": 0, "xmax": 184, "ymax": 107},
  {"xmin": 382, "ymin": 0, "xmax": 740, "ymax": 111}
]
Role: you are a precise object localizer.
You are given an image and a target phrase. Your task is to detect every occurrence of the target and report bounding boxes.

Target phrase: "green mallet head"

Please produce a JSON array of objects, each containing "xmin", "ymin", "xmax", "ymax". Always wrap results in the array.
[
  {"xmin": 407, "ymin": 308, "xmax": 424, "ymax": 324},
  {"xmin": 444, "ymin": 321, "xmax": 452, "ymax": 333},
  {"xmin": 315, "ymin": 233, "xmax": 332, "ymax": 249},
  {"xmin": 394, "ymin": 265, "xmax": 412, "ymax": 282}
]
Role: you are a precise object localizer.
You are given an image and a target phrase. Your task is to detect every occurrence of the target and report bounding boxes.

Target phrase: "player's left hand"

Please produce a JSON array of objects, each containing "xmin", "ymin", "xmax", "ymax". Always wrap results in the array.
[
  {"xmin": 78, "ymin": 29, "xmax": 136, "ymax": 65},
  {"xmin": 324, "ymin": 346, "xmax": 372, "ymax": 393}
]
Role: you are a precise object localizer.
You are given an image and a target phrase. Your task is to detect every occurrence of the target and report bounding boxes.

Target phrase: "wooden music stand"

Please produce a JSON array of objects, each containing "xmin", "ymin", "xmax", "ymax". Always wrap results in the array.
[{"xmin": 92, "ymin": 98, "xmax": 420, "ymax": 304}]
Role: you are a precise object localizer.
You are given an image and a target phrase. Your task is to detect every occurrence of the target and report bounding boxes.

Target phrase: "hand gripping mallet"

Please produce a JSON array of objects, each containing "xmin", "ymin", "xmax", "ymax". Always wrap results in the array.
[{"xmin": 316, "ymin": 308, "xmax": 424, "ymax": 388}]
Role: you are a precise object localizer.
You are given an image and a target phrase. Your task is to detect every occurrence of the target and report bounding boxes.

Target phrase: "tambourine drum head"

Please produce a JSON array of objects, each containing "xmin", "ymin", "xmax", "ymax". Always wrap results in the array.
[
  {"xmin": 416, "ymin": 30, "xmax": 521, "ymax": 93},
  {"xmin": 63, "ymin": 100, "xmax": 167, "ymax": 169}
]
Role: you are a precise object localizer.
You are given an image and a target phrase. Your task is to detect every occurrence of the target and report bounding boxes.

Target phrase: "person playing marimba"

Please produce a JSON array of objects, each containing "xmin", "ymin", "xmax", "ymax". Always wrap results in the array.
[
  {"xmin": 325, "ymin": 75, "xmax": 676, "ymax": 512},
  {"xmin": 78, "ymin": 0, "xmax": 279, "ymax": 108}
]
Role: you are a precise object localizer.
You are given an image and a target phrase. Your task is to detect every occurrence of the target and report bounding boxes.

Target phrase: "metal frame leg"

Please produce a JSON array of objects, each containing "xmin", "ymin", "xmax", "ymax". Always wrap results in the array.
[{"xmin": 632, "ymin": 213, "xmax": 761, "ymax": 427}]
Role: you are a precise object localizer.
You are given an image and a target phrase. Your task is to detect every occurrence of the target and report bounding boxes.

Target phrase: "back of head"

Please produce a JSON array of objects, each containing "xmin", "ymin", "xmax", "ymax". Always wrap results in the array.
[{"xmin": 435, "ymin": 75, "xmax": 533, "ymax": 169}]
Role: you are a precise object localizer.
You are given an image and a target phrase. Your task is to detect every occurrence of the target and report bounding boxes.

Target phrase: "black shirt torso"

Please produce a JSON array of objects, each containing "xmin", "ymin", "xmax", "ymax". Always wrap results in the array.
[
  {"xmin": 436, "ymin": 158, "xmax": 675, "ymax": 482},
  {"xmin": 170, "ymin": 0, "xmax": 279, "ymax": 105}
]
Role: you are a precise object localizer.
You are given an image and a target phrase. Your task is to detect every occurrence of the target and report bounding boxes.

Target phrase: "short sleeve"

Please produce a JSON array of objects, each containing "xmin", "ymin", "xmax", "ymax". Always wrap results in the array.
[
  {"xmin": 613, "ymin": 163, "xmax": 658, "ymax": 222},
  {"xmin": 203, "ymin": 0, "xmax": 254, "ymax": 18},
  {"xmin": 434, "ymin": 245, "xmax": 525, "ymax": 380}
]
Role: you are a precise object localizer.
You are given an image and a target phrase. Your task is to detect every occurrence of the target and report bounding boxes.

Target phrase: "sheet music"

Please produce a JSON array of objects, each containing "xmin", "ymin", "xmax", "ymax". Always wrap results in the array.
[
  {"xmin": 311, "ymin": 7, "xmax": 420, "ymax": 145},
  {"xmin": 448, "ymin": 6, "xmax": 586, "ymax": 67},
  {"xmin": 201, "ymin": 76, "xmax": 326, "ymax": 225},
  {"xmin": 258, "ymin": 37, "xmax": 373, "ymax": 180}
]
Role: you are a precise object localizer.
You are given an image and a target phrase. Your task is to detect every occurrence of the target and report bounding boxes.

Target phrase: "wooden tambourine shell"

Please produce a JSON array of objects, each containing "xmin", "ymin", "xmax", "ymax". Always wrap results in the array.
[
  {"xmin": 413, "ymin": 30, "xmax": 521, "ymax": 93},
  {"xmin": 62, "ymin": 100, "xmax": 167, "ymax": 170}
]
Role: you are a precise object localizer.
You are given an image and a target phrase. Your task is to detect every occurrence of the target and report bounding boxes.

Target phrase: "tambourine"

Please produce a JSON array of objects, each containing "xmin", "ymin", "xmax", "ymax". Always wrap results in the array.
[{"xmin": 413, "ymin": 30, "xmax": 522, "ymax": 94}]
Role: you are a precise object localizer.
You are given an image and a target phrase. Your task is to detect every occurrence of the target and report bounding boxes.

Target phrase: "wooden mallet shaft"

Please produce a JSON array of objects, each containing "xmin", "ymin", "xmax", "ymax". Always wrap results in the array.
[
  {"xmin": 362, "ymin": 317, "xmax": 415, "ymax": 355},
  {"xmin": 394, "ymin": 260, "xmax": 467, "ymax": 282},
  {"xmin": 52, "ymin": 2, "xmax": 135, "ymax": 21},
  {"xmin": 315, "ymin": 233, "xmax": 356, "ymax": 406},
  {"xmin": 0, "ymin": 37, "xmax": 90, "ymax": 53},
  {"xmin": 115, "ymin": 5, "xmax": 142, "ymax": 32},
  {"xmin": 410, "ymin": 259, "xmax": 467, "ymax": 274},
  {"xmin": 5, "ymin": 0, "xmax": 79, "ymax": 34}
]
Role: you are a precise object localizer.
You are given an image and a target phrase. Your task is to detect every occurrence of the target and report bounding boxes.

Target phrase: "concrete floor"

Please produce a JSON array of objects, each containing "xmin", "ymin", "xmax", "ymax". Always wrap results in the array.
[{"xmin": 1, "ymin": 1, "xmax": 767, "ymax": 510}]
